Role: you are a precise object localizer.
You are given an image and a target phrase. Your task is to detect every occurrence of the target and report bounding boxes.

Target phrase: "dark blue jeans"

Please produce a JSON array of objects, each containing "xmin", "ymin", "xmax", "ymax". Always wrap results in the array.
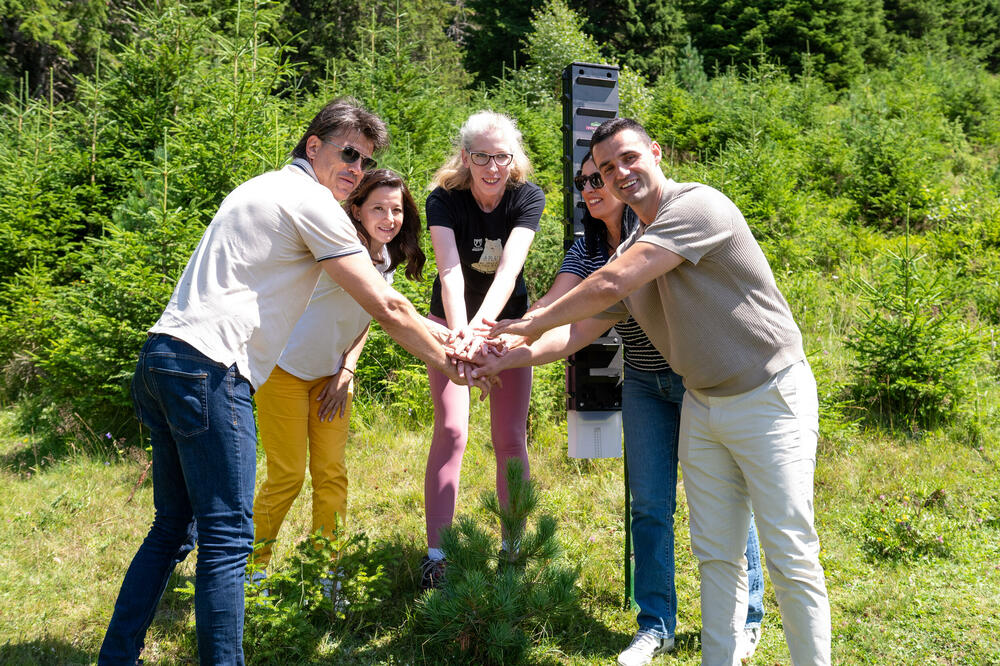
[
  {"xmin": 99, "ymin": 334, "xmax": 256, "ymax": 665},
  {"xmin": 622, "ymin": 366, "xmax": 765, "ymax": 638}
]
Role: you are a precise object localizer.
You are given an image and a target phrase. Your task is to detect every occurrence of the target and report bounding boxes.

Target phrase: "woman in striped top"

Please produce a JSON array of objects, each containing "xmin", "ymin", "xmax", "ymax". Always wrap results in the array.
[{"xmin": 530, "ymin": 152, "xmax": 766, "ymax": 666}]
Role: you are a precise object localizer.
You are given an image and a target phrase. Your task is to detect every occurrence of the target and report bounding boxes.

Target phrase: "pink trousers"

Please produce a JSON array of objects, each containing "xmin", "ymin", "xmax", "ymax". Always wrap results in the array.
[{"xmin": 423, "ymin": 320, "xmax": 533, "ymax": 548}]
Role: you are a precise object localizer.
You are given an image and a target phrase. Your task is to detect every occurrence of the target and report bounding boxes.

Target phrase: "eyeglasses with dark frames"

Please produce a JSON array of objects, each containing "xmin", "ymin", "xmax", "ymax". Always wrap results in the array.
[
  {"xmin": 322, "ymin": 139, "xmax": 377, "ymax": 171},
  {"xmin": 468, "ymin": 151, "xmax": 514, "ymax": 167},
  {"xmin": 573, "ymin": 172, "xmax": 604, "ymax": 191}
]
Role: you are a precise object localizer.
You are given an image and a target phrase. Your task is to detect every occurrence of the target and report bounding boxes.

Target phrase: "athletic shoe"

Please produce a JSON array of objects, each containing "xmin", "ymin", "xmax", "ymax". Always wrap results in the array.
[
  {"xmin": 321, "ymin": 568, "xmax": 348, "ymax": 612},
  {"xmin": 616, "ymin": 629, "xmax": 675, "ymax": 666},
  {"xmin": 740, "ymin": 625, "xmax": 761, "ymax": 663},
  {"xmin": 420, "ymin": 555, "xmax": 446, "ymax": 590}
]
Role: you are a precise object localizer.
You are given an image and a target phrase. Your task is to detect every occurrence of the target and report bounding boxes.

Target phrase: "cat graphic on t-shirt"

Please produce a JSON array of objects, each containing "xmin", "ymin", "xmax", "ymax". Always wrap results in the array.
[{"xmin": 471, "ymin": 238, "xmax": 503, "ymax": 274}]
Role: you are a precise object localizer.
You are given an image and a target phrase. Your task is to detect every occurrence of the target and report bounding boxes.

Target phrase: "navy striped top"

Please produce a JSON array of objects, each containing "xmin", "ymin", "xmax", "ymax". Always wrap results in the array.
[{"xmin": 559, "ymin": 209, "xmax": 671, "ymax": 373}]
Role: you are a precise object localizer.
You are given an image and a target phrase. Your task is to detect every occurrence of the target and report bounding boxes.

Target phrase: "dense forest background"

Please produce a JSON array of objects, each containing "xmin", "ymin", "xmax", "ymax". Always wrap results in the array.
[{"xmin": 1, "ymin": 0, "xmax": 998, "ymax": 448}]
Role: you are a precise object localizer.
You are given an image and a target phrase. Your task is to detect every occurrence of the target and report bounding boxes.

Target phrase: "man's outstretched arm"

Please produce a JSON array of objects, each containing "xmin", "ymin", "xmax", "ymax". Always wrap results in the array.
[
  {"xmin": 470, "ymin": 315, "xmax": 620, "ymax": 380},
  {"xmin": 321, "ymin": 253, "xmax": 470, "ymax": 387},
  {"xmin": 491, "ymin": 241, "xmax": 683, "ymax": 342}
]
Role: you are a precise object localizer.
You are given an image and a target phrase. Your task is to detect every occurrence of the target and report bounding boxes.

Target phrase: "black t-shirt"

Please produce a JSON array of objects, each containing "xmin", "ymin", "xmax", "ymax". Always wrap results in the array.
[{"xmin": 426, "ymin": 182, "xmax": 545, "ymax": 321}]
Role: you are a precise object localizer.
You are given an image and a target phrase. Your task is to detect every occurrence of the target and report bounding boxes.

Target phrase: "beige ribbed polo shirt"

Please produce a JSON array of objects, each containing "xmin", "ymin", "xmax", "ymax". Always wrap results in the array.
[{"xmin": 600, "ymin": 180, "xmax": 804, "ymax": 396}]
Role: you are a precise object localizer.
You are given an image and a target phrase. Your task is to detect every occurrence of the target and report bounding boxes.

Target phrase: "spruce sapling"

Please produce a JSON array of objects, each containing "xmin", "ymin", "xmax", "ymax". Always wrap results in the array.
[{"xmin": 414, "ymin": 458, "xmax": 579, "ymax": 665}]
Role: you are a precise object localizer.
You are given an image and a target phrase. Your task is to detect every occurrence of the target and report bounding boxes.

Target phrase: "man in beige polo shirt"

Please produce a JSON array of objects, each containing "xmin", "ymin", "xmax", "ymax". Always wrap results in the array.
[{"xmin": 475, "ymin": 118, "xmax": 830, "ymax": 666}]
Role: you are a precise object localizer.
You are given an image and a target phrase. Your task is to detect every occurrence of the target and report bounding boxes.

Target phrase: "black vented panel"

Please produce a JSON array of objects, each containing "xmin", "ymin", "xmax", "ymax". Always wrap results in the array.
[{"xmin": 560, "ymin": 62, "xmax": 621, "ymax": 412}]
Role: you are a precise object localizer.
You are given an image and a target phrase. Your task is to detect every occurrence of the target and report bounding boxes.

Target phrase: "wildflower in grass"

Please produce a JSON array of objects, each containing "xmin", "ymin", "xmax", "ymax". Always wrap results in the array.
[{"xmin": 860, "ymin": 491, "xmax": 953, "ymax": 562}]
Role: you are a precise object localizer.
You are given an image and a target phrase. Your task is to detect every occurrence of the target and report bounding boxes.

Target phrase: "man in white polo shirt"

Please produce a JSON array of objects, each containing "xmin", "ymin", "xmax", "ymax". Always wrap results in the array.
[
  {"xmin": 477, "ymin": 118, "xmax": 830, "ymax": 666},
  {"xmin": 99, "ymin": 99, "xmax": 472, "ymax": 665}
]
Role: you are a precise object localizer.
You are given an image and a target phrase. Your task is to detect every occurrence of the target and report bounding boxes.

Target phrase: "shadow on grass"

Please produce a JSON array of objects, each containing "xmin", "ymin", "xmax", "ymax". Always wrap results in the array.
[
  {"xmin": 324, "ymin": 537, "xmax": 428, "ymax": 662},
  {"xmin": 155, "ymin": 570, "xmax": 199, "ymax": 635},
  {"xmin": 240, "ymin": 536, "xmax": 429, "ymax": 664},
  {"xmin": 538, "ymin": 607, "xmax": 702, "ymax": 664},
  {"xmin": 0, "ymin": 399, "xmax": 144, "ymax": 477},
  {"xmin": 0, "ymin": 434, "xmax": 147, "ymax": 484},
  {"xmin": 248, "ymin": 535, "xmax": 630, "ymax": 664},
  {"xmin": 0, "ymin": 638, "xmax": 94, "ymax": 665},
  {"xmin": 0, "ymin": 438, "xmax": 67, "ymax": 478}
]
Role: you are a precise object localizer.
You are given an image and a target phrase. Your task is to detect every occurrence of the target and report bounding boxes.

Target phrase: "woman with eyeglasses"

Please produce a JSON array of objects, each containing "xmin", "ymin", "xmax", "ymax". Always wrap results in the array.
[
  {"xmin": 250, "ymin": 170, "xmax": 426, "ymax": 594},
  {"xmin": 419, "ymin": 110, "xmax": 544, "ymax": 589},
  {"xmin": 531, "ymin": 152, "xmax": 766, "ymax": 666}
]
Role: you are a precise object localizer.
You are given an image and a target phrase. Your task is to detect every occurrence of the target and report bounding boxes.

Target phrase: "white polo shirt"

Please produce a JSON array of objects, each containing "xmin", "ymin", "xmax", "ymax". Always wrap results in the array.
[
  {"xmin": 150, "ymin": 160, "xmax": 365, "ymax": 389},
  {"xmin": 277, "ymin": 252, "xmax": 394, "ymax": 382}
]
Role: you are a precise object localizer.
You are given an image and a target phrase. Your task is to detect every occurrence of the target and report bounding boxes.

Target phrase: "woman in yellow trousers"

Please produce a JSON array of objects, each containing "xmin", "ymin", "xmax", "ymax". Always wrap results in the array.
[{"xmin": 251, "ymin": 169, "xmax": 426, "ymax": 581}]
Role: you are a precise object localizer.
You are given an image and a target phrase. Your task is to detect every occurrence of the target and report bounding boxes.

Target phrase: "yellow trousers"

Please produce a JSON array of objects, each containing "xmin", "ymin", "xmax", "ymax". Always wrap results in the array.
[{"xmin": 251, "ymin": 365, "xmax": 351, "ymax": 566}]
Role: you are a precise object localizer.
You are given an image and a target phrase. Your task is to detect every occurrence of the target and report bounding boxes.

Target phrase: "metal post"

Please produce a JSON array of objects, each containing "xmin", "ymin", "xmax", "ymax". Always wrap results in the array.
[
  {"xmin": 560, "ymin": 61, "xmax": 632, "ymax": 607},
  {"xmin": 623, "ymin": 446, "xmax": 633, "ymax": 610}
]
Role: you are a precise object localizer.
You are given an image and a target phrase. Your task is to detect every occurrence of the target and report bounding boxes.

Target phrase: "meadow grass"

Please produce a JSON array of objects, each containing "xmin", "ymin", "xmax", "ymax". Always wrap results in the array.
[{"xmin": 1, "ymin": 393, "xmax": 998, "ymax": 664}]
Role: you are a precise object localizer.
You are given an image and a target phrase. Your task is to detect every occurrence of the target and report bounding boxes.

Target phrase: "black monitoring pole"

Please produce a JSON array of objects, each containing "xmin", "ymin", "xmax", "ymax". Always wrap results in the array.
[
  {"xmin": 561, "ymin": 62, "xmax": 622, "ymax": 421},
  {"xmin": 560, "ymin": 62, "xmax": 634, "ymax": 611}
]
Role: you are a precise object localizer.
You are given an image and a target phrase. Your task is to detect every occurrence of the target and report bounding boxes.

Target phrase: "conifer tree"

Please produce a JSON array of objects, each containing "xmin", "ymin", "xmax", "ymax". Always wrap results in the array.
[
  {"xmin": 414, "ymin": 458, "xmax": 579, "ymax": 665},
  {"xmin": 462, "ymin": 0, "xmax": 538, "ymax": 84},
  {"xmin": 683, "ymin": 0, "xmax": 891, "ymax": 87},
  {"xmin": 571, "ymin": 0, "xmax": 688, "ymax": 82}
]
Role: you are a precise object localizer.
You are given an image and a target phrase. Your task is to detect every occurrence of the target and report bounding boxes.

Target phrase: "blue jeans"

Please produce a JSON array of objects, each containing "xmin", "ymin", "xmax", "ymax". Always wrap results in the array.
[
  {"xmin": 622, "ymin": 366, "xmax": 764, "ymax": 638},
  {"xmin": 99, "ymin": 334, "xmax": 256, "ymax": 665}
]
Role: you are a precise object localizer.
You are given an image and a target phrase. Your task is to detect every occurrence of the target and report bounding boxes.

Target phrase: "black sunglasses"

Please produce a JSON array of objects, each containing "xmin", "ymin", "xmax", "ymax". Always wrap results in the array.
[
  {"xmin": 322, "ymin": 139, "xmax": 377, "ymax": 171},
  {"xmin": 573, "ymin": 172, "xmax": 604, "ymax": 191}
]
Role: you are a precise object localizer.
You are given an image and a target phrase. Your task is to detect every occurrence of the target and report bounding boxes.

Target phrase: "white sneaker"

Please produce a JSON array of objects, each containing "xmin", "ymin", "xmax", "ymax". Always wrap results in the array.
[
  {"xmin": 321, "ymin": 568, "xmax": 348, "ymax": 612},
  {"xmin": 740, "ymin": 625, "xmax": 761, "ymax": 663},
  {"xmin": 617, "ymin": 629, "xmax": 675, "ymax": 666}
]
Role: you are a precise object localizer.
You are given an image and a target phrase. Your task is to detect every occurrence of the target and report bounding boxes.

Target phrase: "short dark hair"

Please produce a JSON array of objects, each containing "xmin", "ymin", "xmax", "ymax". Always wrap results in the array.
[
  {"xmin": 590, "ymin": 117, "xmax": 652, "ymax": 152},
  {"xmin": 291, "ymin": 97, "xmax": 389, "ymax": 159},
  {"xmin": 343, "ymin": 169, "xmax": 426, "ymax": 281}
]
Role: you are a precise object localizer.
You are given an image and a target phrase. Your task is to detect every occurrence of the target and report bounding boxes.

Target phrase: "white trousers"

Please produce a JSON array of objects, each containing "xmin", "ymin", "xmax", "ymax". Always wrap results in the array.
[{"xmin": 679, "ymin": 361, "xmax": 831, "ymax": 666}]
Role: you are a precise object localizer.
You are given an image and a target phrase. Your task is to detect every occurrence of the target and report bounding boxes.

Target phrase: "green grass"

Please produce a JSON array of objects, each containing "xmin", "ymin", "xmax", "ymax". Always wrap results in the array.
[{"xmin": 1, "ymin": 397, "xmax": 999, "ymax": 664}]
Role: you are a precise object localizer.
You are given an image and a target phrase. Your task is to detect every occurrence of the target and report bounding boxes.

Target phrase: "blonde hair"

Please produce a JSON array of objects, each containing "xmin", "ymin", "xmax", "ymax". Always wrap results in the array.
[{"xmin": 430, "ymin": 110, "xmax": 533, "ymax": 191}]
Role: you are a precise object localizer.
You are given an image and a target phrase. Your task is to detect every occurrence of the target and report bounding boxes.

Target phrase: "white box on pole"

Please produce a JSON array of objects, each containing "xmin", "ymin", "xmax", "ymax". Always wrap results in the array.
[{"xmin": 567, "ymin": 410, "xmax": 622, "ymax": 459}]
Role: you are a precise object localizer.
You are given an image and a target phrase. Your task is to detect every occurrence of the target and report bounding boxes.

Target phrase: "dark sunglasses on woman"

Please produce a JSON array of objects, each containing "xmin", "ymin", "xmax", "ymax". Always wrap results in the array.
[
  {"xmin": 322, "ymin": 139, "xmax": 377, "ymax": 171},
  {"xmin": 573, "ymin": 172, "xmax": 604, "ymax": 191}
]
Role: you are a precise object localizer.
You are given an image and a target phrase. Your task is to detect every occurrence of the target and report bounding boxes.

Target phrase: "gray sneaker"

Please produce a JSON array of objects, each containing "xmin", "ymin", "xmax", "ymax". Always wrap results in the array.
[
  {"xmin": 617, "ymin": 629, "xmax": 675, "ymax": 666},
  {"xmin": 420, "ymin": 555, "xmax": 446, "ymax": 590},
  {"xmin": 740, "ymin": 625, "xmax": 761, "ymax": 663}
]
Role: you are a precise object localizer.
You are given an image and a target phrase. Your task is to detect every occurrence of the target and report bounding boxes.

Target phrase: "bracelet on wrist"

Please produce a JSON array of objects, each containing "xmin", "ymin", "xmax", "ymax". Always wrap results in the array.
[{"xmin": 341, "ymin": 367, "xmax": 355, "ymax": 376}]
